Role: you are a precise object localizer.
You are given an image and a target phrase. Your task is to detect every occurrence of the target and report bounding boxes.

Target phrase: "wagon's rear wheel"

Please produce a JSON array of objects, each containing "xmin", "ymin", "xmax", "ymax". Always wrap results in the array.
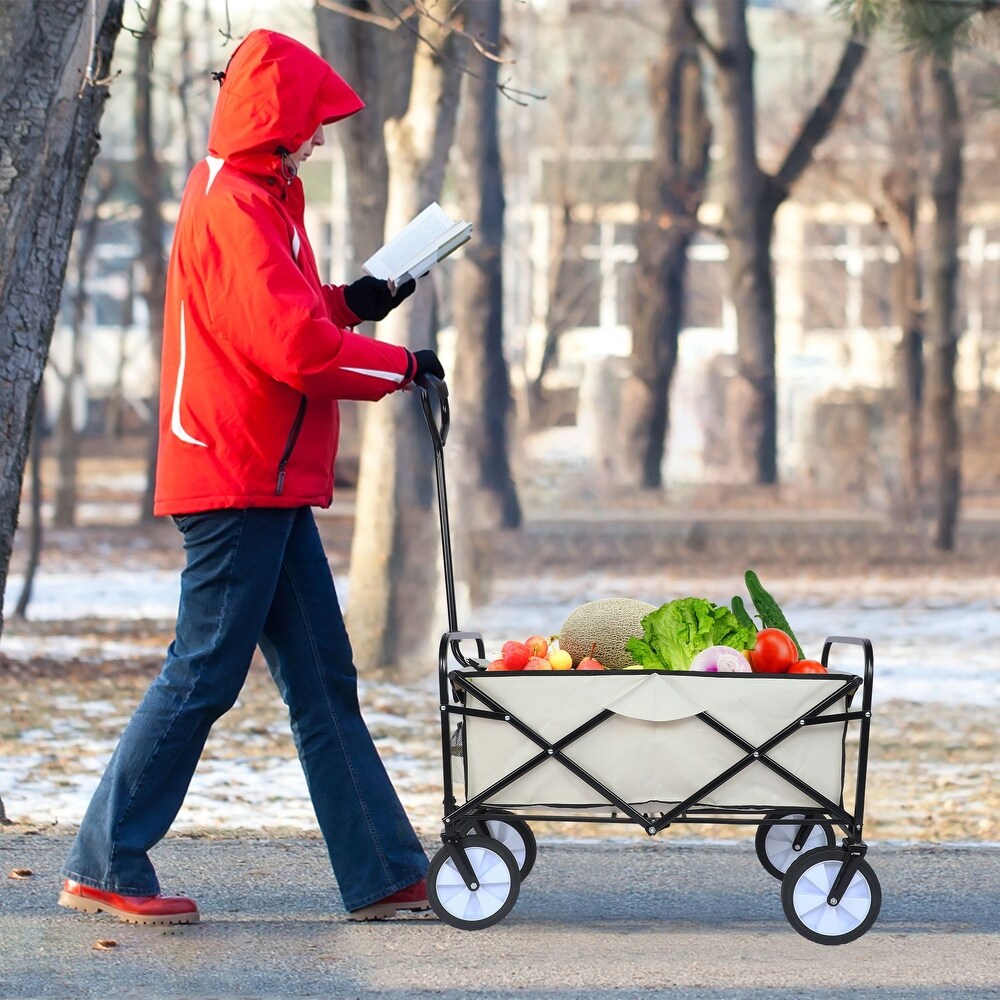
[
  {"xmin": 427, "ymin": 837, "xmax": 520, "ymax": 930},
  {"xmin": 781, "ymin": 847, "xmax": 881, "ymax": 945},
  {"xmin": 755, "ymin": 811, "xmax": 835, "ymax": 880},
  {"xmin": 464, "ymin": 814, "xmax": 537, "ymax": 880}
]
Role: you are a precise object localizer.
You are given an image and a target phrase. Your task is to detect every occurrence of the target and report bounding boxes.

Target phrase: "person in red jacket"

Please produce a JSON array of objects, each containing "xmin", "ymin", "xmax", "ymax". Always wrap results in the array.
[{"xmin": 59, "ymin": 29, "xmax": 442, "ymax": 925}]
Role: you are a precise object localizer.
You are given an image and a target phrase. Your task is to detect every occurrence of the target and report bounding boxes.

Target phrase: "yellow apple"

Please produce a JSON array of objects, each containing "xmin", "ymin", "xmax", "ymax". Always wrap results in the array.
[{"xmin": 546, "ymin": 648, "xmax": 573, "ymax": 670}]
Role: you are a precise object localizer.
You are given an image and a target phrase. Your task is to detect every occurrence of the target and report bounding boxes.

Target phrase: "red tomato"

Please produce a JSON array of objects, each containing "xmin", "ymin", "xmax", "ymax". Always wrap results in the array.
[
  {"xmin": 788, "ymin": 659, "xmax": 828, "ymax": 674},
  {"xmin": 750, "ymin": 629, "xmax": 799, "ymax": 674}
]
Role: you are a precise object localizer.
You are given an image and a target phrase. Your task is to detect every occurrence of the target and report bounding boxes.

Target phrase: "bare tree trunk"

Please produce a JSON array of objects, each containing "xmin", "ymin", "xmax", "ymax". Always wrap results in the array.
[
  {"xmin": 315, "ymin": 1, "xmax": 416, "ymax": 482},
  {"xmin": 527, "ymin": 69, "xmax": 579, "ymax": 419},
  {"xmin": 53, "ymin": 166, "xmax": 115, "ymax": 527},
  {"xmin": 0, "ymin": 0, "xmax": 125, "ymax": 639},
  {"xmin": 177, "ymin": 0, "xmax": 198, "ymax": 177},
  {"xmin": 712, "ymin": 1, "xmax": 773, "ymax": 483},
  {"xmin": 708, "ymin": 0, "xmax": 865, "ymax": 484},
  {"xmin": 52, "ymin": 358, "xmax": 79, "ymax": 528},
  {"xmin": 453, "ymin": 0, "xmax": 521, "ymax": 541},
  {"xmin": 0, "ymin": 0, "xmax": 124, "ymax": 825},
  {"xmin": 14, "ymin": 390, "xmax": 45, "ymax": 619},
  {"xmin": 105, "ymin": 260, "xmax": 136, "ymax": 439},
  {"xmin": 528, "ymin": 202, "xmax": 580, "ymax": 420},
  {"xmin": 347, "ymin": 2, "xmax": 464, "ymax": 674},
  {"xmin": 137, "ymin": 0, "xmax": 166, "ymax": 523},
  {"xmin": 622, "ymin": 0, "xmax": 710, "ymax": 490},
  {"xmin": 926, "ymin": 60, "xmax": 963, "ymax": 551},
  {"xmin": 316, "ymin": 1, "xmax": 414, "ymax": 281},
  {"xmin": 881, "ymin": 55, "xmax": 924, "ymax": 519}
]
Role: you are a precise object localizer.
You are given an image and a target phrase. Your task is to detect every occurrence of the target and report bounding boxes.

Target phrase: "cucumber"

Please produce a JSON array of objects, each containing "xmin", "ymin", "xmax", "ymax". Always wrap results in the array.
[
  {"xmin": 744, "ymin": 570, "xmax": 805, "ymax": 659},
  {"xmin": 731, "ymin": 595, "xmax": 756, "ymax": 632}
]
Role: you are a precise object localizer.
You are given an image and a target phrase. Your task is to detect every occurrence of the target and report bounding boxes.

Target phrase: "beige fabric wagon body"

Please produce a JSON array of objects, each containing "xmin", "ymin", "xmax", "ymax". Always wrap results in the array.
[{"xmin": 459, "ymin": 671, "xmax": 852, "ymax": 812}]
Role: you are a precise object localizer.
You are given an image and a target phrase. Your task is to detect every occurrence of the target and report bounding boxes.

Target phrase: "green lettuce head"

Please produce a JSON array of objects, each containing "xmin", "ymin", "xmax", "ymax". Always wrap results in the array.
[{"xmin": 626, "ymin": 597, "xmax": 756, "ymax": 671}]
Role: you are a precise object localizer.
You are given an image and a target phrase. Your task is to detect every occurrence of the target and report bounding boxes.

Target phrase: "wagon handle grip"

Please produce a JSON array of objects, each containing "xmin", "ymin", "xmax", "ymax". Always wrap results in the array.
[{"xmin": 416, "ymin": 373, "xmax": 449, "ymax": 449}]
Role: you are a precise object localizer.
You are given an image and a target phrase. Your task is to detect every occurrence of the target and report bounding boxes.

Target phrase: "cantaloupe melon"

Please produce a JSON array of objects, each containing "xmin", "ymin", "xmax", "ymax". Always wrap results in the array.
[{"xmin": 558, "ymin": 598, "xmax": 657, "ymax": 669}]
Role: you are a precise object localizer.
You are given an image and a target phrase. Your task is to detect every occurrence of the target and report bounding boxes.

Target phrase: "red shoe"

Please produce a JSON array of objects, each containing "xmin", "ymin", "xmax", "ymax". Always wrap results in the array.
[
  {"xmin": 347, "ymin": 878, "xmax": 432, "ymax": 921},
  {"xmin": 58, "ymin": 878, "xmax": 200, "ymax": 925}
]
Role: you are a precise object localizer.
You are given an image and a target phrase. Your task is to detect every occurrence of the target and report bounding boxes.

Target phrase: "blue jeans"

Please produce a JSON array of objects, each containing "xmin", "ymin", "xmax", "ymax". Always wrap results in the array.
[{"xmin": 63, "ymin": 507, "xmax": 427, "ymax": 911}]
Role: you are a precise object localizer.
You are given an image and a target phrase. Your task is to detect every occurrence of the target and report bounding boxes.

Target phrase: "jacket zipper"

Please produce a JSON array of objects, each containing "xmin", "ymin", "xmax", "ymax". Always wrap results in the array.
[{"xmin": 276, "ymin": 395, "xmax": 307, "ymax": 495}]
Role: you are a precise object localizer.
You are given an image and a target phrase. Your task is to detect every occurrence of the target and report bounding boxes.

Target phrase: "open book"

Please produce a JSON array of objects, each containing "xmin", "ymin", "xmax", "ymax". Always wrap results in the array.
[{"xmin": 363, "ymin": 202, "xmax": 473, "ymax": 293}]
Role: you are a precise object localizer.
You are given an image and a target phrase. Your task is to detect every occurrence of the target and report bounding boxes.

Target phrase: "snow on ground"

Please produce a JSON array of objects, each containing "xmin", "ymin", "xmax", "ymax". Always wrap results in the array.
[
  {"xmin": 4, "ymin": 565, "xmax": 1000, "ymax": 705},
  {"xmin": 2, "ymin": 565, "xmax": 998, "ymax": 835}
]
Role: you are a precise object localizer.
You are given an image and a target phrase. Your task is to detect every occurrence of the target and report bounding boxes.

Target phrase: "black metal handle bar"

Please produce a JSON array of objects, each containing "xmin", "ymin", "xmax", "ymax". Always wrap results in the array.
[
  {"xmin": 416, "ymin": 372, "xmax": 449, "ymax": 448},
  {"xmin": 415, "ymin": 373, "xmax": 459, "ymax": 639},
  {"xmin": 821, "ymin": 635, "xmax": 875, "ymax": 847}
]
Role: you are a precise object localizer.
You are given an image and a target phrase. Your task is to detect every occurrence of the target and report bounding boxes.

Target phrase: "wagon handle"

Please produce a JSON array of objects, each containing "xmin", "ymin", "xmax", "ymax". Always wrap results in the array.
[
  {"xmin": 821, "ymin": 635, "xmax": 874, "ymax": 847},
  {"xmin": 415, "ymin": 374, "xmax": 460, "ymax": 640},
  {"xmin": 416, "ymin": 372, "xmax": 449, "ymax": 449}
]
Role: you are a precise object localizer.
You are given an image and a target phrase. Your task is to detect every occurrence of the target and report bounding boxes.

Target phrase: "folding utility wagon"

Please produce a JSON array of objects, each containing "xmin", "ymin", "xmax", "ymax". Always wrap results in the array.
[{"xmin": 414, "ymin": 376, "xmax": 881, "ymax": 945}]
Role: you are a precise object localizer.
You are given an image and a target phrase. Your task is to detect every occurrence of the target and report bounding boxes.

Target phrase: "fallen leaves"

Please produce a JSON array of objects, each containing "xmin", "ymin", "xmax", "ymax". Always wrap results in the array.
[
  {"xmin": 93, "ymin": 939, "xmax": 117, "ymax": 951},
  {"xmin": 8, "ymin": 868, "xmax": 33, "ymax": 879}
]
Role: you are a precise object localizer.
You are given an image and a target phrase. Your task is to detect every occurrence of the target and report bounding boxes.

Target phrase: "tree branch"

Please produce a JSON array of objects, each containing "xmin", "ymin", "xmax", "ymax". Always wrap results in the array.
[
  {"xmin": 685, "ymin": 3, "xmax": 724, "ymax": 66},
  {"xmin": 769, "ymin": 35, "xmax": 867, "ymax": 209},
  {"xmin": 318, "ymin": 0, "xmax": 544, "ymax": 105},
  {"xmin": 315, "ymin": 0, "xmax": 413, "ymax": 30}
]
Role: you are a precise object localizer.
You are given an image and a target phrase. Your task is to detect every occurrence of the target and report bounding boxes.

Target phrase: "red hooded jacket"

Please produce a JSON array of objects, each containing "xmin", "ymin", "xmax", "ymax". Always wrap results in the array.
[{"xmin": 153, "ymin": 29, "xmax": 414, "ymax": 516}]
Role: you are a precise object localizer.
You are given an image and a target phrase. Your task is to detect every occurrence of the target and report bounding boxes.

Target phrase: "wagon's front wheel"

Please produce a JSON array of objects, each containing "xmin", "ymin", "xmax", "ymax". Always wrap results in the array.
[
  {"xmin": 781, "ymin": 847, "xmax": 881, "ymax": 944},
  {"xmin": 755, "ymin": 811, "xmax": 835, "ymax": 880},
  {"xmin": 427, "ymin": 837, "xmax": 520, "ymax": 930}
]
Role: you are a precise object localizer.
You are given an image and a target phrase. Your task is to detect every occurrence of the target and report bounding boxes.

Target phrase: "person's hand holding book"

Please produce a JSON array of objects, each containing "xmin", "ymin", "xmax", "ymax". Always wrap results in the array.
[{"xmin": 344, "ymin": 275, "xmax": 417, "ymax": 322}]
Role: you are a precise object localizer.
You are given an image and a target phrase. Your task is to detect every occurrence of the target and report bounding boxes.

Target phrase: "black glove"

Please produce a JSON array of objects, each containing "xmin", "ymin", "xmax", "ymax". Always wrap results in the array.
[
  {"xmin": 413, "ymin": 349, "xmax": 445, "ymax": 381},
  {"xmin": 343, "ymin": 276, "xmax": 416, "ymax": 322}
]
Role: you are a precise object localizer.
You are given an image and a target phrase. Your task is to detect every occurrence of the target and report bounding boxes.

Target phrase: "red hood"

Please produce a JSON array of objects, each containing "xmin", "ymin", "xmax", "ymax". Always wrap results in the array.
[{"xmin": 208, "ymin": 29, "xmax": 363, "ymax": 168}]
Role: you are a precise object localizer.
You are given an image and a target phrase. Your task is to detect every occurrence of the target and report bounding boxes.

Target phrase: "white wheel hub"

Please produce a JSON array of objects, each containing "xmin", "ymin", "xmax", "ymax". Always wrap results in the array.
[
  {"xmin": 432, "ymin": 844, "xmax": 514, "ymax": 922},
  {"xmin": 484, "ymin": 820, "xmax": 526, "ymax": 871},
  {"xmin": 791, "ymin": 857, "xmax": 874, "ymax": 936},
  {"xmin": 765, "ymin": 815, "xmax": 830, "ymax": 875}
]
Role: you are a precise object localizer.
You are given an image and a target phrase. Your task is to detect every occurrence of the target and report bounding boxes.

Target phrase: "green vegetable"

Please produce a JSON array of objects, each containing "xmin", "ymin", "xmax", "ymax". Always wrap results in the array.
[
  {"xmin": 731, "ymin": 595, "xmax": 756, "ymax": 632},
  {"xmin": 626, "ymin": 597, "xmax": 757, "ymax": 672},
  {"xmin": 744, "ymin": 570, "xmax": 805, "ymax": 659}
]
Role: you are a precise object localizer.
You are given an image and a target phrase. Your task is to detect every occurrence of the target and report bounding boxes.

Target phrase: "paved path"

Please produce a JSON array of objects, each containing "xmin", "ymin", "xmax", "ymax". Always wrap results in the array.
[{"xmin": 1, "ymin": 834, "xmax": 997, "ymax": 999}]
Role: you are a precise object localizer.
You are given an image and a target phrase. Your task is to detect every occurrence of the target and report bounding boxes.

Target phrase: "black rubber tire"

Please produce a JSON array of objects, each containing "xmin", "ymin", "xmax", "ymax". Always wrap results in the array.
[
  {"xmin": 781, "ymin": 847, "xmax": 882, "ymax": 945},
  {"xmin": 755, "ymin": 810, "xmax": 835, "ymax": 880},
  {"xmin": 427, "ymin": 837, "xmax": 520, "ymax": 930}
]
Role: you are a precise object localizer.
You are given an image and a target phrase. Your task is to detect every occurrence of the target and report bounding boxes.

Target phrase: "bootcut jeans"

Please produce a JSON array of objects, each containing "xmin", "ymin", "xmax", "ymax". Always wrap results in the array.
[{"xmin": 63, "ymin": 506, "xmax": 428, "ymax": 912}]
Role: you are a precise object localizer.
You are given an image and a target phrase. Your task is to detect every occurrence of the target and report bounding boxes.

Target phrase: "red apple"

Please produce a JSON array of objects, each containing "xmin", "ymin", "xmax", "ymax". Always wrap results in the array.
[
  {"xmin": 525, "ymin": 635, "xmax": 548, "ymax": 658},
  {"xmin": 501, "ymin": 641, "xmax": 531, "ymax": 670},
  {"xmin": 487, "ymin": 658, "xmax": 507, "ymax": 671},
  {"xmin": 576, "ymin": 643, "xmax": 605, "ymax": 671},
  {"xmin": 525, "ymin": 656, "xmax": 552, "ymax": 670}
]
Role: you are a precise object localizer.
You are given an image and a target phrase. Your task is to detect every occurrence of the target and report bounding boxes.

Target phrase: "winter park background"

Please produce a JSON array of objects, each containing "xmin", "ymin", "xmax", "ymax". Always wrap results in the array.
[
  {"xmin": 2, "ymin": 423, "xmax": 997, "ymax": 846},
  {"xmin": 2, "ymin": 0, "xmax": 999, "ymax": 854}
]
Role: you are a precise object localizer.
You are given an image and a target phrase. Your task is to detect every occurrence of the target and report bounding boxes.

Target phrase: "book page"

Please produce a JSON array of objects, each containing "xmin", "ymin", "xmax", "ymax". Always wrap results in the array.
[{"xmin": 363, "ymin": 203, "xmax": 470, "ymax": 282}]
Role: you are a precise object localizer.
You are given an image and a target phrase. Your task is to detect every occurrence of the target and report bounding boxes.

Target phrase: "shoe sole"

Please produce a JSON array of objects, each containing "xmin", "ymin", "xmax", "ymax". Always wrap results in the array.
[
  {"xmin": 58, "ymin": 891, "xmax": 200, "ymax": 926},
  {"xmin": 347, "ymin": 900, "xmax": 433, "ymax": 921}
]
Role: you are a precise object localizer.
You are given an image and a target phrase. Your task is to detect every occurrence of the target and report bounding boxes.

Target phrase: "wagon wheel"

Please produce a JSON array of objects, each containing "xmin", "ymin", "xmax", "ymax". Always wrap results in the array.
[
  {"xmin": 755, "ymin": 810, "xmax": 835, "ymax": 880},
  {"xmin": 781, "ymin": 847, "xmax": 882, "ymax": 945},
  {"xmin": 427, "ymin": 837, "xmax": 520, "ymax": 930},
  {"xmin": 463, "ymin": 813, "xmax": 537, "ymax": 880}
]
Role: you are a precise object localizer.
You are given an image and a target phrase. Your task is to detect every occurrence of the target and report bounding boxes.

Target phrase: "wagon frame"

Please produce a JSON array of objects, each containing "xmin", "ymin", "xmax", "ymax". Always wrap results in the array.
[{"xmin": 414, "ymin": 376, "xmax": 882, "ymax": 944}]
